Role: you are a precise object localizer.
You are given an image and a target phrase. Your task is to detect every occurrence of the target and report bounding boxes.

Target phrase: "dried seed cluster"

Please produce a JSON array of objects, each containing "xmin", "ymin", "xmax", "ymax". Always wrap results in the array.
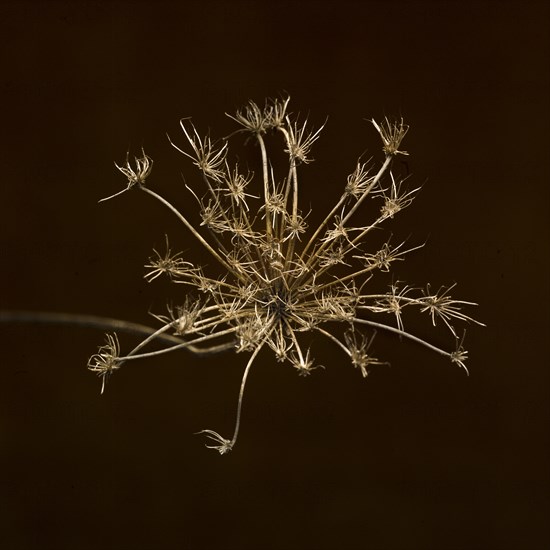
[{"xmin": 88, "ymin": 97, "xmax": 483, "ymax": 454}]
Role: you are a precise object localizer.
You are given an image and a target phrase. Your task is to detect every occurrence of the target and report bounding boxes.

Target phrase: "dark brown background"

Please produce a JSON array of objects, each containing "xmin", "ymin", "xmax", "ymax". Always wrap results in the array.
[{"xmin": 1, "ymin": 1, "xmax": 548, "ymax": 549}]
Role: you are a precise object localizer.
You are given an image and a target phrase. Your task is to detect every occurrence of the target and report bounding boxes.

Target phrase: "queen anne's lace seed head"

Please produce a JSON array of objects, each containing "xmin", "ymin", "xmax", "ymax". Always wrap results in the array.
[{"xmin": 90, "ymin": 96, "xmax": 484, "ymax": 453}]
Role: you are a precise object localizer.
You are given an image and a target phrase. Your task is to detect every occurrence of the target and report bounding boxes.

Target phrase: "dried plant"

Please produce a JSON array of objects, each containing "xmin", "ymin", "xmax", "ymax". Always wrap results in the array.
[{"xmin": 89, "ymin": 96, "xmax": 483, "ymax": 454}]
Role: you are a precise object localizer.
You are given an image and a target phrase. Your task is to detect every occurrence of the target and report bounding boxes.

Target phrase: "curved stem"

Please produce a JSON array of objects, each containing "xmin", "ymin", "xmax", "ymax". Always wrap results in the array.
[
  {"xmin": 230, "ymin": 337, "xmax": 266, "ymax": 447},
  {"xmin": 141, "ymin": 187, "xmax": 243, "ymax": 280},
  {"xmin": 315, "ymin": 326, "xmax": 351, "ymax": 357},
  {"xmin": 352, "ymin": 317, "xmax": 453, "ymax": 359},
  {"xmin": 0, "ymin": 310, "xmax": 235, "ymax": 356},
  {"xmin": 118, "ymin": 327, "xmax": 238, "ymax": 361},
  {"xmin": 0, "ymin": 311, "xmax": 181, "ymax": 343}
]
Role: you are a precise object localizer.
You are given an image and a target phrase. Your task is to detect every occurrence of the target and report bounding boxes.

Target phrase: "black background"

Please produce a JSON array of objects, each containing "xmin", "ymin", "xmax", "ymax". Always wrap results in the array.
[{"xmin": 1, "ymin": 1, "xmax": 548, "ymax": 549}]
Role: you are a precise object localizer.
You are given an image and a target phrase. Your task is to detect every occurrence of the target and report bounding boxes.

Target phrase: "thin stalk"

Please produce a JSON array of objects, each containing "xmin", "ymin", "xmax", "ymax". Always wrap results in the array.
[
  {"xmin": 299, "ymin": 156, "xmax": 391, "ymax": 264},
  {"xmin": 0, "ymin": 310, "xmax": 235, "ymax": 356},
  {"xmin": 341, "ymin": 155, "xmax": 391, "ymax": 226},
  {"xmin": 229, "ymin": 332, "xmax": 269, "ymax": 447},
  {"xmin": 315, "ymin": 326, "xmax": 351, "ymax": 356},
  {"xmin": 118, "ymin": 326, "xmax": 238, "ymax": 361},
  {"xmin": 352, "ymin": 318, "xmax": 454, "ymax": 359},
  {"xmin": 141, "ymin": 187, "xmax": 246, "ymax": 282},
  {"xmin": 256, "ymin": 133, "xmax": 272, "ymax": 239}
]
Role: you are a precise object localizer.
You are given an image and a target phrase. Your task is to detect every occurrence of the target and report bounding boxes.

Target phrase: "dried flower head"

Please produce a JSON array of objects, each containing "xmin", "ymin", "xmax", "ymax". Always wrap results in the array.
[
  {"xmin": 99, "ymin": 149, "xmax": 152, "ymax": 202},
  {"xmin": 87, "ymin": 333, "xmax": 121, "ymax": 394},
  {"xmin": 371, "ymin": 117, "xmax": 409, "ymax": 156},
  {"xmin": 90, "ymin": 96, "xmax": 483, "ymax": 453}
]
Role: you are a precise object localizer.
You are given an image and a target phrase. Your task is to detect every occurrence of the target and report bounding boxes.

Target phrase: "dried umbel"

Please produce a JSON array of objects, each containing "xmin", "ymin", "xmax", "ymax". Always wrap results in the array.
[{"xmin": 89, "ymin": 97, "xmax": 483, "ymax": 454}]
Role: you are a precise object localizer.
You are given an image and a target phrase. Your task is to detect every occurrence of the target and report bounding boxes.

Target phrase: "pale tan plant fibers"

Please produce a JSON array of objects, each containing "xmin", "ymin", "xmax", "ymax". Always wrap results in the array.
[{"xmin": 88, "ymin": 97, "xmax": 483, "ymax": 454}]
